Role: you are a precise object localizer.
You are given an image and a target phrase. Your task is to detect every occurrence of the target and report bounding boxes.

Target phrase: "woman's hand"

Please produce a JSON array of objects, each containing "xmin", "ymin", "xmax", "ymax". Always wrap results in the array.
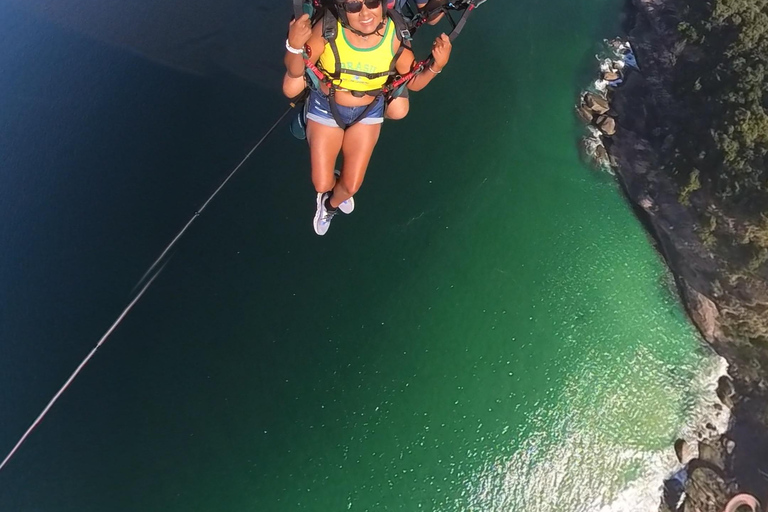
[
  {"xmin": 283, "ymin": 13, "xmax": 313, "ymax": 98},
  {"xmin": 288, "ymin": 13, "xmax": 313, "ymax": 49},
  {"xmin": 431, "ymin": 33, "xmax": 452, "ymax": 70}
]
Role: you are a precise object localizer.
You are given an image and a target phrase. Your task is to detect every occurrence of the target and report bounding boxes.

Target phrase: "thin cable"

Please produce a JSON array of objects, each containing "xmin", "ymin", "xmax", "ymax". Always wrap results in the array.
[
  {"xmin": 0, "ymin": 262, "xmax": 167, "ymax": 473},
  {"xmin": 133, "ymin": 105, "xmax": 295, "ymax": 291},
  {"xmin": 1, "ymin": 105, "xmax": 295, "ymax": 473}
]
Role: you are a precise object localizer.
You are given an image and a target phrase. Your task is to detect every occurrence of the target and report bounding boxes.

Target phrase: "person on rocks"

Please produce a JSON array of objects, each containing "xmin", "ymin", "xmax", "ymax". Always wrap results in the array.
[{"xmin": 283, "ymin": 0, "xmax": 452, "ymax": 235}]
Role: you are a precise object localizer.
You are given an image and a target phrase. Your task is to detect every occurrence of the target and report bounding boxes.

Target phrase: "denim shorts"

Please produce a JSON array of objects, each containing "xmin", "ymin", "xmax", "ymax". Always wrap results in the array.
[{"xmin": 306, "ymin": 89, "xmax": 385, "ymax": 128}]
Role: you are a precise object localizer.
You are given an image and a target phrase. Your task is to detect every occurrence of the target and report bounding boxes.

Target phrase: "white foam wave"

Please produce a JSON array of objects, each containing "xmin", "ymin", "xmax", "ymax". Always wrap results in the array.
[
  {"xmin": 464, "ymin": 348, "xmax": 730, "ymax": 512},
  {"xmin": 598, "ymin": 353, "xmax": 730, "ymax": 512}
]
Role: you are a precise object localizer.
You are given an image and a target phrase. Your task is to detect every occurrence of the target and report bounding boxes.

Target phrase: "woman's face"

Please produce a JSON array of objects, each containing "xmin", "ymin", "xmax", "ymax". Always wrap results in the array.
[{"xmin": 343, "ymin": 0, "xmax": 383, "ymax": 33}]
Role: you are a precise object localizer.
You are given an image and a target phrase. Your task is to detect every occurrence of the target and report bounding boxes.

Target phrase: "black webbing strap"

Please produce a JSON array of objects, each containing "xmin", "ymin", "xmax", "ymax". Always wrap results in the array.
[
  {"xmin": 448, "ymin": 0, "xmax": 477, "ymax": 42},
  {"xmin": 408, "ymin": 0, "xmax": 479, "ymax": 39},
  {"xmin": 293, "ymin": 0, "xmax": 304, "ymax": 20},
  {"xmin": 340, "ymin": 68, "xmax": 393, "ymax": 80},
  {"xmin": 328, "ymin": 89, "xmax": 380, "ymax": 130},
  {"xmin": 389, "ymin": 40, "xmax": 408, "ymax": 75},
  {"xmin": 385, "ymin": 0, "xmax": 480, "ymax": 93},
  {"xmin": 388, "ymin": 9, "xmax": 412, "ymax": 47}
]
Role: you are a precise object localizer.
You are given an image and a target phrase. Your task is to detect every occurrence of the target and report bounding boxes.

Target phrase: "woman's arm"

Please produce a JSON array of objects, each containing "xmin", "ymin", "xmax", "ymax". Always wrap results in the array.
[
  {"xmin": 395, "ymin": 33, "xmax": 452, "ymax": 92},
  {"xmin": 282, "ymin": 16, "xmax": 326, "ymax": 98}
]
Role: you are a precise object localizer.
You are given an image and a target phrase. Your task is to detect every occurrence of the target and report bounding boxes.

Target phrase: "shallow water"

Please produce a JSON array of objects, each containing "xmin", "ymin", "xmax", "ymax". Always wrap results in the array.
[{"xmin": 0, "ymin": 1, "xmax": 720, "ymax": 510}]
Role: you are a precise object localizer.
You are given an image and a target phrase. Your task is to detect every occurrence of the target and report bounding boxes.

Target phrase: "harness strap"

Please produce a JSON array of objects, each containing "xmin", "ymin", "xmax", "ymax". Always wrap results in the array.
[
  {"xmin": 384, "ymin": 0, "xmax": 479, "ymax": 94},
  {"xmin": 293, "ymin": 0, "xmax": 304, "ymax": 20},
  {"xmin": 298, "ymin": 0, "xmax": 483, "ymax": 127},
  {"xmin": 340, "ymin": 69, "xmax": 394, "ymax": 80},
  {"xmin": 448, "ymin": 0, "xmax": 477, "ymax": 42},
  {"xmin": 321, "ymin": 10, "xmax": 343, "ymax": 79},
  {"xmin": 327, "ymin": 89, "xmax": 380, "ymax": 130},
  {"xmin": 323, "ymin": 13, "xmax": 406, "ymax": 82},
  {"xmin": 305, "ymin": 61, "xmax": 327, "ymax": 90},
  {"xmin": 293, "ymin": 0, "xmax": 323, "ymax": 19},
  {"xmin": 388, "ymin": 10, "xmax": 410, "ymax": 77},
  {"xmin": 388, "ymin": 9, "xmax": 412, "ymax": 47}
]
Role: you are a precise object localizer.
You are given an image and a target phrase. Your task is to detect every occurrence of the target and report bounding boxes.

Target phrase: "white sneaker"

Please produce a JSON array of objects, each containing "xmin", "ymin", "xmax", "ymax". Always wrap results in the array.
[
  {"xmin": 338, "ymin": 196, "xmax": 355, "ymax": 214},
  {"xmin": 313, "ymin": 192, "xmax": 337, "ymax": 236},
  {"xmin": 331, "ymin": 170, "xmax": 354, "ymax": 214}
]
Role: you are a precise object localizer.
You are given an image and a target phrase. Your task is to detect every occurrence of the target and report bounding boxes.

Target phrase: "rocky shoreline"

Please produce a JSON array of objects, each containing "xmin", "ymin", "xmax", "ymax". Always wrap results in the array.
[{"xmin": 579, "ymin": 0, "xmax": 768, "ymax": 510}]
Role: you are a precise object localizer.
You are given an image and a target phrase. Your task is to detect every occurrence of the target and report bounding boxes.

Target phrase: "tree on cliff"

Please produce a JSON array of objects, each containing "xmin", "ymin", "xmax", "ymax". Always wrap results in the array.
[
  {"xmin": 676, "ymin": 0, "xmax": 768, "ymax": 203},
  {"xmin": 670, "ymin": 0, "xmax": 768, "ymax": 341}
]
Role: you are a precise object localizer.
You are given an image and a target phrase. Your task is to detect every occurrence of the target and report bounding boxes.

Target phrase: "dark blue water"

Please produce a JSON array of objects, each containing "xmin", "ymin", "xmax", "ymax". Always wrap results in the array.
[{"xmin": 0, "ymin": 5, "xmax": 294, "ymax": 506}]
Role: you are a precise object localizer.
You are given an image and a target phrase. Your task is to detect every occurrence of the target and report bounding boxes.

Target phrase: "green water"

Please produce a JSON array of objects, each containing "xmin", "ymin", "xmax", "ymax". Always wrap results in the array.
[{"xmin": 0, "ymin": 0, "xmax": 721, "ymax": 510}]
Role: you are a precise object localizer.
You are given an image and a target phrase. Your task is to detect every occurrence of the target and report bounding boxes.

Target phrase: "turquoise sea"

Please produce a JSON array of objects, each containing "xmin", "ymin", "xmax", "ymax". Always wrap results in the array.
[{"xmin": 0, "ymin": 0, "xmax": 722, "ymax": 510}]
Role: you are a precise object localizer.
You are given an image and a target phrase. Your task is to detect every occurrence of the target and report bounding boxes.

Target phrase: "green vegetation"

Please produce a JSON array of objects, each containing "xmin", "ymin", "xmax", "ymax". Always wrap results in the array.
[
  {"xmin": 742, "ymin": 215, "xmax": 768, "ymax": 272},
  {"xmin": 678, "ymin": 168, "xmax": 701, "ymax": 205},
  {"xmin": 673, "ymin": 0, "xmax": 768, "ymax": 207},
  {"xmin": 669, "ymin": 0, "xmax": 768, "ymax": 341},
  {"xmin": 696, "ymin": 213, "xmax": 718, "ymax": 248}
]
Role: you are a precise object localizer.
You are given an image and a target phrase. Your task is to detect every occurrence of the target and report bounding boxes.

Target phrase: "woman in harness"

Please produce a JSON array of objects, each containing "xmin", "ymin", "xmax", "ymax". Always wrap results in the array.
[{"xmin": 283, "ymin": 0, "xmax": 451, "ymax": 235}]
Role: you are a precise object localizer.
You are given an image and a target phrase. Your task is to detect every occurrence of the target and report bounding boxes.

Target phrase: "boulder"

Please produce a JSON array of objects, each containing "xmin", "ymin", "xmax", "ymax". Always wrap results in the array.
[
  {"xmin": 684, "ymin": 466, "xmax": 735, "ymax": 512},
  {"xmin": 638, "ymin": 195, "xmax": 656, "ymax": 212},
  {"xmin": 594, "ymin": 144, "xmax": 609, "ymax": 167},
  {"xmin": 675, "ymin": 438, "xmax": 696, "ymax": 464},
  {"xmin": 717, "ymin": 376, "xmax": 736, "ymax": 408},
  {"xmin": 603, "ymin": 70, "xmax": 621, "ymax": 81},
  {"xmin": 577, "ymin": 105, "xmax": 594, "ymax": 123},
  {"xmin": 583, "ymin": 92, "xmax": 610, "ymax": 114},
  {"xmin": 699, "ymin": 439, "xmax": 726, "ymax": 470},
  {"xmin": 596, "ymin": 115, "xmax": 616, "ymax": 136}
]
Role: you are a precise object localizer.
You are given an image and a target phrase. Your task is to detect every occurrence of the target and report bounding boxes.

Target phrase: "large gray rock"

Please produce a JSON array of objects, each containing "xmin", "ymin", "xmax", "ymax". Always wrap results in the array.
[
  {"xmin": 577, "ymin": 104, "xmax": 595, "ymax": 123},
  {"xmin": 687, "ymin": 287, "xmax": 723, "ymax": 343}
]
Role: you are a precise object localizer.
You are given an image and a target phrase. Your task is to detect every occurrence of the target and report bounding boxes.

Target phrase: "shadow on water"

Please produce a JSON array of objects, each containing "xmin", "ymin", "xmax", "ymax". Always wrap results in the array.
[{"xmin": 3, "ymin": 0, "xmax": 291, "ymax": 88}]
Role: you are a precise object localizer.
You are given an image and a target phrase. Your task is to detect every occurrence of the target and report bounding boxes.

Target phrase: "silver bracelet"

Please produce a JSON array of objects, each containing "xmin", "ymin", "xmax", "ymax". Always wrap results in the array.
[
  {"xmin": 428, "ymin": 65, "xmax": 442, "ymax": 74},
  {"xmin": 285, "ymin": 39, "xmax": 304, "ymax": 55}
]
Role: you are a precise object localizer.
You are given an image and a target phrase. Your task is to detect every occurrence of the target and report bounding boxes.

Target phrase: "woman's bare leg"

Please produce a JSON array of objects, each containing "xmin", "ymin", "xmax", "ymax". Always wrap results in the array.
[
  {"xmin": 307, "ymin": 120, "xmax": 344, "ymax": 194},
  {"xmin": 330, "ymin": 122, "xmax": 382, "ymax": 208},
  {"xmin": 385, "ymin": 97, "xmax": 410, "ymax": 120}
]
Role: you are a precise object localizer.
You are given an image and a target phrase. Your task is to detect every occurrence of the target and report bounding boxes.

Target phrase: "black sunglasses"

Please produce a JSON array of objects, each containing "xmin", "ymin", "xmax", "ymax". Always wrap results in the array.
[{"xmin": 342, "ymin": 0, "xmax": 381, "ymax": 14}]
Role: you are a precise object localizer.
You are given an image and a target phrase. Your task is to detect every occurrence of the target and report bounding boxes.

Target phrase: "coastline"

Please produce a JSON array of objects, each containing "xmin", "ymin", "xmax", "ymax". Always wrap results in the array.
[{"xmin": 581, "ymin": 0, "xmax": 768, "ymax": 509}]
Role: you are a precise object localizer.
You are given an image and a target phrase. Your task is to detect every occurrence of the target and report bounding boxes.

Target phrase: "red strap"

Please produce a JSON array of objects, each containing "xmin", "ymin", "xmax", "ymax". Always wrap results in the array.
[
  {"xmin": 385, "ymin": 57, "xmax": 430, "ymax": 92},
  {"xmin": 305, "ymin": 59, "xmax": 326, "ymax": 81},
  {"xmin": 303, "ymin": 47, "xmax": 334, "ymax": 88}
]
